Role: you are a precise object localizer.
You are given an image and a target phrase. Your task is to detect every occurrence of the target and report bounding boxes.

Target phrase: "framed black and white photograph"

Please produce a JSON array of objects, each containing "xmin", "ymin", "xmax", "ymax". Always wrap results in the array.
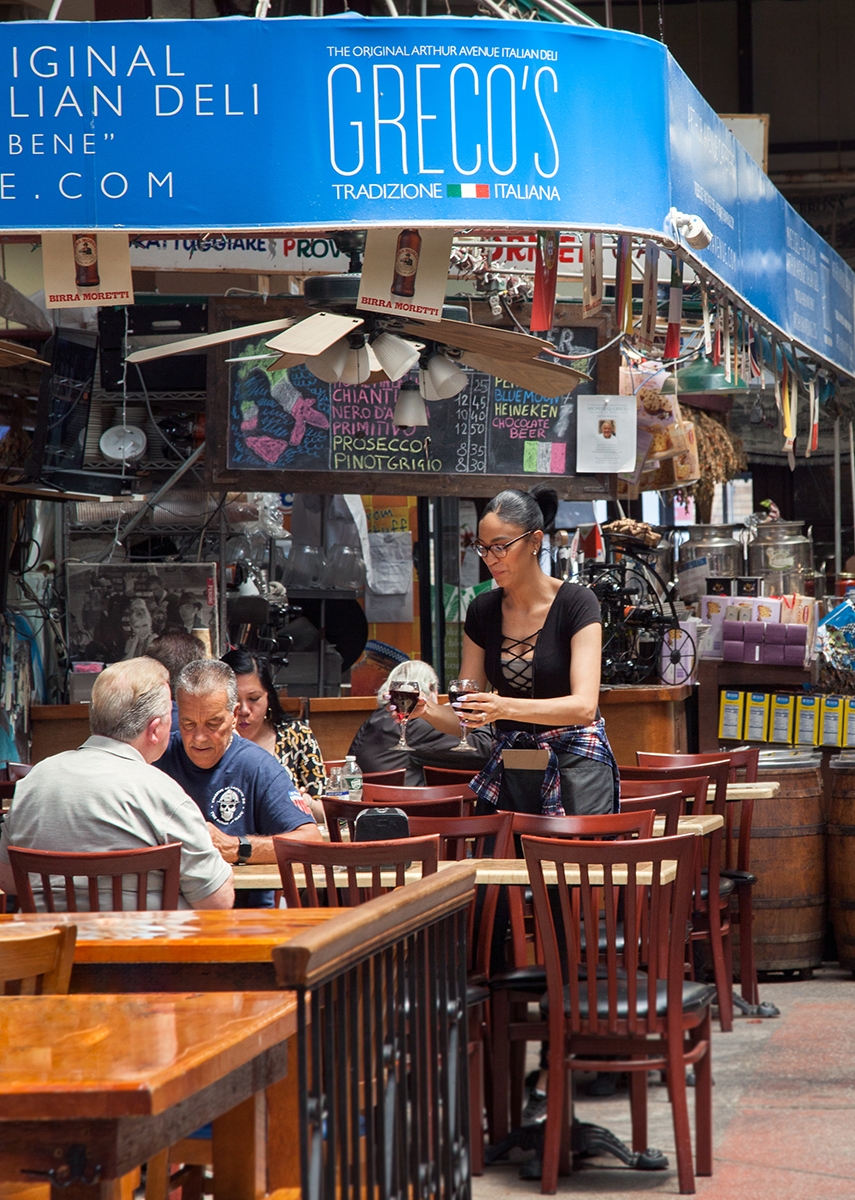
[{"xmin": 66, "ymin": 562, "xmax": 219, "ymax": 665}]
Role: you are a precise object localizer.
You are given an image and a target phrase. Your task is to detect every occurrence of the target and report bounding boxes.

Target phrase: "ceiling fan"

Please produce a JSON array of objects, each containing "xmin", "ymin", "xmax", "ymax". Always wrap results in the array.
[{"xmin": 125, "ymin": 275, "xmax": 589, "ymax": 400}]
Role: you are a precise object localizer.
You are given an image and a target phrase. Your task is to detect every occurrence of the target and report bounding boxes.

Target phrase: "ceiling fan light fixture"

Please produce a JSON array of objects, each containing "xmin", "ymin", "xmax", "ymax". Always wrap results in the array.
[
  {"xmin": 339, "ymin": 334, "xmax": 371, "ymax": 386},
  {"xmin": 303, "ymin": 336, "xmax": 350, "ymax": 383},
  {"xmin": 420, "ymin": 352, "xmax": 468, "ymax": 401},
  {"xmin": 371, "ymin": 331, "xmax": 422, "ymax": 382},
  {"xmin": 394, "ymin": 382, "xmax": 429, "ymax": 427}
]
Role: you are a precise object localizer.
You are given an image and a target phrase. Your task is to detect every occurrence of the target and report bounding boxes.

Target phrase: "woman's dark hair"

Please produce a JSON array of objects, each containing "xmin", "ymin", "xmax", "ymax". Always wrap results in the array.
[
  {"xmin": 220, "ymin": 647, "xmax": 288, "ymax": 726},
  {"xmin": 482, "ymin": 485, "xmax": 558, "ymax": 533}
]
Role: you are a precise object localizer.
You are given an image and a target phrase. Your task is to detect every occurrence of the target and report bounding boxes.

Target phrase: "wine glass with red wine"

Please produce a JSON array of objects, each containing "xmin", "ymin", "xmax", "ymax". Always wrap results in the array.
[
  {"xmin": 447, "ymin": 678, "xmax": 479, "ymax": 751},
  {"xmin": 387, "ymin": 680, "xmax": 421, "ymax": 750}
]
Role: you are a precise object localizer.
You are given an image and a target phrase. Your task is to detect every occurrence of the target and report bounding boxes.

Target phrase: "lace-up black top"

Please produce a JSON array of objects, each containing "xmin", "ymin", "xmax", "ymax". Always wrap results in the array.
[{"xmin": 463, "ymin": 582, "xmax": 601, "ymax": 733}]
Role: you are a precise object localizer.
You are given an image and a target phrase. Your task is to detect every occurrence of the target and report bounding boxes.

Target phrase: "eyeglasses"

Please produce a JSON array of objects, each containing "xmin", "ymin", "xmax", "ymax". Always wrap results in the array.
[{"xmin": 472, "ymin": 530, "xmax": 536, "ymax": 560}]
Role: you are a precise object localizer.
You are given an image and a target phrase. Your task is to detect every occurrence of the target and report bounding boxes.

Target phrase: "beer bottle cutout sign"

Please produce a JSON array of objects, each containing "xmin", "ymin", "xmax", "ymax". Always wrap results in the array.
[
  {"xmin": 391, "ymin": 229, "xmax": 421, "ymax": 297},
  {"xmin": 73, "ymin": 234, "xmax": 100, "ymax": 288}
]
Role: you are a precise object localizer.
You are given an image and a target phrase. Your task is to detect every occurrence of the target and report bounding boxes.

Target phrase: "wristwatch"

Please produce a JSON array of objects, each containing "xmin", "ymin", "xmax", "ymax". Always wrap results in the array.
[{"xmin": 236, "ymin": 838, "xmax": 252, "ymax": 865}]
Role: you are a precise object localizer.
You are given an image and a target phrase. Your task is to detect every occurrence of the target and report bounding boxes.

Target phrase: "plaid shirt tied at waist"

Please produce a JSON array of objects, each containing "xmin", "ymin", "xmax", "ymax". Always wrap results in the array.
[{"xmin": 469, "ymin": 718, "xmax": 620, "ymax": 817}]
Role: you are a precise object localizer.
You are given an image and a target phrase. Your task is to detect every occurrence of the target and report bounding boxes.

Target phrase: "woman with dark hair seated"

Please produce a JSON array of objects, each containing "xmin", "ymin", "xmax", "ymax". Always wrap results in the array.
[{"xmin": 221, "ymin": 648, "xmax": 326, "ymax": 816}]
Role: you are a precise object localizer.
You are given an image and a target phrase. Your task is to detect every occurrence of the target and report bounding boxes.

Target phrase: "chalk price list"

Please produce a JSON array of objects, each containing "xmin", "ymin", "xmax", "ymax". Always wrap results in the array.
[{"xmin": 454, "ymin": 374, "xmax": 490, "ymax": 474}]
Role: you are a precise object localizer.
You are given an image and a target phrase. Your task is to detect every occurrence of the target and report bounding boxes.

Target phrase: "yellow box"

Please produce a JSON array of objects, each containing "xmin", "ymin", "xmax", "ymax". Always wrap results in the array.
[
  {"xmin": 718, "ymin": 690, "xmax": 744, "ymax": 741},
  {"xmin": 843, "ymin": 697, "xmax": 855, "ymax": 749},
  {"xmin": 769, "ymin": 693, "xmax": 795, "ymax": 744},
  {"xmin": 795, "ymin": 695, "xmax": 820, "ymax": 745},
  {"xmin": 820, "ymin": 696, "xmax": 844, "ymax": 747},
  {"xmin": 743, "ymin": 692, "xmax": 770, "ymax": 742}
]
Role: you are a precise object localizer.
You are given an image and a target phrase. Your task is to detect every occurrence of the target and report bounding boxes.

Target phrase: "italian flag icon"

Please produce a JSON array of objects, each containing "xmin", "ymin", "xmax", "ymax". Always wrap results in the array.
[{"xmin": 447, "ymin": 184, "xmax": 491, "ymax": 198}]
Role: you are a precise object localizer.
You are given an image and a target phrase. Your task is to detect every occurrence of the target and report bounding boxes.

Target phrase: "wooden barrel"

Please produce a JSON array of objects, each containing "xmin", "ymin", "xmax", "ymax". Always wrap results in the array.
[
  {"xmin": 827, "ymin": 762, "xmax": 855, "ymax": 972},
  {"xmin": 747, "ymin": 765, "xmax": 826, "ymax": 972}
]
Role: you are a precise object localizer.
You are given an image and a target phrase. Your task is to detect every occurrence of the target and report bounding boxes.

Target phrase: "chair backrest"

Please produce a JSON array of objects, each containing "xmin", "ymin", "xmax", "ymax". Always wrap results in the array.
[
  {"xmin": 0, "ymin": 925, "xmax": 77, "ymax": 994},
  {"xmin": 510, "ymin": 809, "xmax": 656, "ymax": 846},
  {"xmin": 407, "ymin": 813, "xmax": 513, "ymax": 976},
  {"xmin": 274, "ymin": 834, "xmax": 440, "ymax": 907},
  {"xmin": 619, "ymin": 792, "xmax": 683, "ymax": 836},
  {"xmin": 362, "ymin": 769, "xmax": 407, "ymax": 786},
  {"xmin": 620, "ymin": 772, "xmax": 710, "ymax": 814},
  {"xmin": 637, "ymin": 749, "xmax": 758, "ymax": 785},
  {"xmin": 621, "ymin": 761, "xmax": 729, "ymax": 817},
  {"xmin": 323, "ymin": 795, "xmax": 469, "ymax": 841},
  {"xmin": 423, "ymin": 766, "xmax": 479, "ymax": 791},
  {"xmin": 362, "ymin": 782, "xmax": 473, "ymax": 803},
  {"xmin": 522, "ymin": 833, "xmax": 697, "ymax": 1038},
  {"xmin": 8, "ymin": 843, "xmax": 183, "ymax": 913},
  {"xmin": 407, "ymin": 812, "xmax": 514, "ymax": 861}
]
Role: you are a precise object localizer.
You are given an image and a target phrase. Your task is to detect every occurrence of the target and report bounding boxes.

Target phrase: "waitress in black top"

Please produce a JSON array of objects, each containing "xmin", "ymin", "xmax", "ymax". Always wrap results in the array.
[{"xmin": 420, "ymin": 485, "xmax": 618, "ymax": 816}]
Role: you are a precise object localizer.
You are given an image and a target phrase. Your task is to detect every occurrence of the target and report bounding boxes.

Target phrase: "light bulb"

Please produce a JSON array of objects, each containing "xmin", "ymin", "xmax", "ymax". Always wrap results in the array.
[
  {"xmin": 419, "ymin": 353, "xmax": 467, "ymax": 401},
  {"xmin": 339, "ymin": 344, "xmax": 371, "ymax": 386}
]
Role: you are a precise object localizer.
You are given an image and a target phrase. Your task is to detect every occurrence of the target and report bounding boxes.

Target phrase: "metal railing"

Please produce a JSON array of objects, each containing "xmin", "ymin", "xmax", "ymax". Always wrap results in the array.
[{"xmin": 274, "ymin": 863, "xmax": 476, "ymax": 1200}]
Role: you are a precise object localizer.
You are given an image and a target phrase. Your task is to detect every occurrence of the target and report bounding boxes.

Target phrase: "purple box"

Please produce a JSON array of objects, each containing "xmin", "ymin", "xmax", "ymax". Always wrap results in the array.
[
  {"xmin": 743, "ymin": 642, "xmax": 762, "ymax": 663},
  {"xmin": 762, "ymin": 644, "xmax": 785, "ymax": 665},
  {"xmin": 723, "ymin": 640, "xmax": 745, "ymax": 662},
  {"xmin": 722, "ymin": 621, "xmax": 744, "ymax": 642},
  {"xmin": 743, "ymin": 622, "xmax": 765, "ymax": 643},
  {"xmin": 784, "ymin": 644, "xmax": 806, "ymax": 665},
  {"xmin": 765, "ymin": 623, "xmax": 787, "ymax": 643},
  {"xmin": 785, "ymin": 624, "xmax": 808, "ymax": 645}
]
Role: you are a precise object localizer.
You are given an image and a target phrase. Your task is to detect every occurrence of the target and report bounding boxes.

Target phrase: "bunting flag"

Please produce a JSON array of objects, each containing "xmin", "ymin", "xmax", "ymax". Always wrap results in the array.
[
  {"xmin": 701, "ymin": 285, "xmax": 712, "ymax": 357},
  {"xmin": 529, "ymin": 229, "xmax": 559, "ymax": 333},
  {"xmin": 614, "ymin": 235, "xmax": 634, "ymax": 335},
  {"xmin": 582, "ymin": 232, "xmax": 603, "ymax": 318},
  {"xmin": 712, "ymin": 305, "xmax": 722, "ymax": 365},
  {"xmin": 806, "ymin": 379, "xmax": 818, "ymax": 457},
  {"xmin": 663, "ymin": 252, "xmax": 683, "ymax": 359},
  {"xmin": 722, "ymin": 301, "xmax": 732, "ymax": 381},
  {"xmin": 637, "ymin": 240, "xmax": 659, "ymax": 352},
  {"xmin": 577, "ymin": 523, "xmax": 606, "ymax": 563}
]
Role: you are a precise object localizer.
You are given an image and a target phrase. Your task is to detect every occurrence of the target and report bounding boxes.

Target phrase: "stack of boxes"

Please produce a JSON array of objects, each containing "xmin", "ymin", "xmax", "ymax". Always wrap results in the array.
[
  {"xmin": 720, "ymin": 620, "xmax": 808, "ymax": 665},
  {"xmin": 719, "ymin": 689, "xmax": 855, "ymax": 746},
  {"xmin": 700, "ymin": 593, "xmax": 815, "ymax": 667}
]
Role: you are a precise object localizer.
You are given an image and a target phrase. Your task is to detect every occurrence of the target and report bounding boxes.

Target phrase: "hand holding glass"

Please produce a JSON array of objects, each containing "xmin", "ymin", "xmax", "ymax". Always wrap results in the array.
[
  {"xmin": 387, "ymin": 681, "xmax": 421, "ymax": 750},
  {"xmin": 447, "ymin": 678, "xmax": 479, "ymax": 751}
]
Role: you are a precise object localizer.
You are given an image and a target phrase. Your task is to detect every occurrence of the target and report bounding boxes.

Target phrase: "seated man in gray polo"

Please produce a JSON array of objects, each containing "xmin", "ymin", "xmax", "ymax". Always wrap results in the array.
[{"xmin": 0, "ymin": 657, "xmax": 234, "ymax": 911}]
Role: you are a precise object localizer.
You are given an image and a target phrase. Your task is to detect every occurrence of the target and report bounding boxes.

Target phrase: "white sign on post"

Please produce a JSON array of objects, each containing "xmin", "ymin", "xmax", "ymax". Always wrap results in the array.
[{"xmin": 575, "ymin": 395, "xmax": 637, "ymax": 474}]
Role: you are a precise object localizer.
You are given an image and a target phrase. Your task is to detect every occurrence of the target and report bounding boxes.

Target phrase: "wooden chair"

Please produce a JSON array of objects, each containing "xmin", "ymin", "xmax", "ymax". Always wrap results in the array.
[
  {"xmin": 323, "ymin": 795, "xmax": 470, "ymax": 841},
  {"xmin": 621, "ymin": 759, "xmax": 734, "ymax": 1030},
  {"xmin": 362, "ymin": 781, "xmax": 475, "ymax": 803},
  {"xmin": 620, "ymin": 792, "xmax": 684, "ymax": 836},
  {"xmin": 9, "ymin": 844, "xmax": 182, "ymax": 913},
  {"xmin": 407, "ymin": 811, "xmax": 514, "ymax": 1174},
  {"xmin": 423, "ymin": 766, "xmax": 480, "ymax": 793},
  {"xmin": 0, "ymin": 925, "xmax": 79, "ymax": 1199},
  {"xmin": 523, "ymin": 833, "xmax": 713, "ymax": 1194},
  {"xmin": 489, "ymin": 809, "xmax": 657, "ymax": 1141},
  {"xmin": 273, "ymin": 834, "xmax": 440, "ymax": 907},
  {"xmin": 362, "ymin": 768, "xmax": 407, "ymax": 785},
  {"xmin": 637, "ymin": 749, "xmax": 761, "ymax": 1008},
  {"xmin": 0, "ymin": 925, "xmax": 77, "ymax": 994}
]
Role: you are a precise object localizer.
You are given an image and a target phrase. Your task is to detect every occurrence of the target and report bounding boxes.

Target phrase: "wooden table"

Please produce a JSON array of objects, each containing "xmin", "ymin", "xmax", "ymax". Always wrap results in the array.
[
  {"xmin": 0, "ymin": 991, "xmax": 295, "ymax": 1199},
  {"xmin": 0, "ymin": 908, "xmax": 338, "ymax": 993}
]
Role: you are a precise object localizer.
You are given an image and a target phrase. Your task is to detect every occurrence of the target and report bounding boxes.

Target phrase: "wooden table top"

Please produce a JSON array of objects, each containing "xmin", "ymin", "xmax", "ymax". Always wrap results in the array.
[
  {"xmin": 0, "ymin": 991, "xmax": 297, "ymax": 1121},
  {"xmin": 234, "ymin": 856, "xmax": 678, "ymax": 889},
  {"xmin": 0, "ymin": 908, "xmax": 338, "ymax": 963}
]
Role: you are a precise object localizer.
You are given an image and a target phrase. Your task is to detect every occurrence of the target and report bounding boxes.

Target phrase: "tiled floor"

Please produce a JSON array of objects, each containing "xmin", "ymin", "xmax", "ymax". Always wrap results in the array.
[{"xmin": 474, "ymin": 966, "xmax": 855, "ymax": 1198}]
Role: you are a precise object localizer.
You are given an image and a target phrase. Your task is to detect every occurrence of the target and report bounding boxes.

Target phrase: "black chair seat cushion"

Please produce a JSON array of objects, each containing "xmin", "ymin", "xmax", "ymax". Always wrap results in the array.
[
  {"xmin": 467, "ymin": 982, "xmax": 491, "ymax": 1007},
  {"xmin": 541, "ymin": 979, "xmax": 717, "ymax": 1020},
  {"xmin": 699, "ymin": 870, "xmax": 736, "ymax": 901},
  {"xmin": 720, "ymin": 867, "xmax": 758, "ymax": 886}
]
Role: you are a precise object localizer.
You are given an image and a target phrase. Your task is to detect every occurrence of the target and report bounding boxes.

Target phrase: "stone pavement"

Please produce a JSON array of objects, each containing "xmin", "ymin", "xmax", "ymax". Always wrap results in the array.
[{"xmin": 475, "ymin": 966, "xmax": 855, "ymax": 1198}]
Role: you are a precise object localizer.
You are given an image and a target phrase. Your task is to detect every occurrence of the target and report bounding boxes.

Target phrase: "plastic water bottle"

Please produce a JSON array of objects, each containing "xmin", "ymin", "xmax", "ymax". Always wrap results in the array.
[
  {"xmin": 344, "ymin": 756, "xmax": 363, "ymax": 803},
  {"xmin": 327, "ymin": 765, "xmax": 350, "ymax": 800}
]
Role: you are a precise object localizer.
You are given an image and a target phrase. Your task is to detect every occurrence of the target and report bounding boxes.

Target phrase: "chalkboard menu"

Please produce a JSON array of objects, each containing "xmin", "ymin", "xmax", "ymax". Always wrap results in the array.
[{"xmin": 208, "ymin": 301, "xmax": 614, "ymax": 499}]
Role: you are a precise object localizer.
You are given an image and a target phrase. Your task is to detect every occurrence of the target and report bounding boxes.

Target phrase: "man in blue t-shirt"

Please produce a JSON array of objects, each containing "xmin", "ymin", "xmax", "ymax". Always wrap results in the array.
[{"xmin": 155, "ymin": 659, "xmax": 321, "ymax": 904}]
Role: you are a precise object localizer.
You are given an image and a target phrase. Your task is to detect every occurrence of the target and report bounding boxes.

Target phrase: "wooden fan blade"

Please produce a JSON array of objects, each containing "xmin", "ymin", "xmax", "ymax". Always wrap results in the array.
[
  {"xmin": 125, "ymin": 318, "xmax": 296, "ymax": 364},
  {"xmin": 0, "ymin": 339, "xmax": 49, "ymax": 368},
  {"xmin": 265, "ymin": 311, "xmax": 363, "ymax": 356},
  {"xmin": 266, "ymin": 352, "xmax": 308, "ymax": 372},
  {"xmin": 457, "ymin": 351, "xmax": 586, "ymax": 398},
  {"xmin": 400, "ymin": 318, "xmax": 552, "ymax": 361}
]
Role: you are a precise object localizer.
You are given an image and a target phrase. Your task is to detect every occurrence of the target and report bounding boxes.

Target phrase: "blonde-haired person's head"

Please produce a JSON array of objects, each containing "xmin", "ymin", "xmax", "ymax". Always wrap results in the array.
[{"xmin": 90, "ymin": 658, "xmax": 171, "ymax": 742}]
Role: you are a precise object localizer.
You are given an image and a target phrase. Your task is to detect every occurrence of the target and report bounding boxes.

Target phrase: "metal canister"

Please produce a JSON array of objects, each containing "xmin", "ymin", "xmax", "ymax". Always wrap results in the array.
[
  {"xmin": 747, "ymin": 522, "xmax": 813, "ymax": 596},
  {"xmin": 677, "ymin": 524, "xmax": 744, "ymax": 600}
]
